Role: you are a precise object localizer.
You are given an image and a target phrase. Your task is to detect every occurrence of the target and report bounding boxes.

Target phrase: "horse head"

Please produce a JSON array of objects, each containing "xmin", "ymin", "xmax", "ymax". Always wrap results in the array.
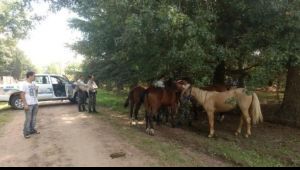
[
  {"xmin": 176, "ymin": 80, "xmax": 191, "ymax": 91},
  {"xmin": 176, "ymin": 80, "xmax": 193, "ymax": 102}
]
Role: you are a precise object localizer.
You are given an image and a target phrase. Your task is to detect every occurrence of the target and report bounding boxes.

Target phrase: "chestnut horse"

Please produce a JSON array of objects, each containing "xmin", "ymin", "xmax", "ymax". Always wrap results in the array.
[
  {"xmin": 144, "ymin": 81, "xmax": 181, "ymax": 135},
  {"xmin": 124, "ymin": 86, "xmax": 146, "ymax": 124},
  {"xmin": 179, "ymin": 81, "xmax": 263, "ymax": 138}
]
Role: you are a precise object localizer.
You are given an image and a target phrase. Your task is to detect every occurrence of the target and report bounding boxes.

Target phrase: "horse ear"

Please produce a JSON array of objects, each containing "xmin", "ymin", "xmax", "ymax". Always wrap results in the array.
[{"xmin": 176, "ymin": 80, "xmax": 184, "ymax": 84}]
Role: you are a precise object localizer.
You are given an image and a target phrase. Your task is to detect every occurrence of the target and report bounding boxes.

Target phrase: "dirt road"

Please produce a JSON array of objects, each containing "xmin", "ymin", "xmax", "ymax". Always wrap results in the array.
[{"xmin": 0, "ymin": 102, "xmax": 158, "ymax": 167}]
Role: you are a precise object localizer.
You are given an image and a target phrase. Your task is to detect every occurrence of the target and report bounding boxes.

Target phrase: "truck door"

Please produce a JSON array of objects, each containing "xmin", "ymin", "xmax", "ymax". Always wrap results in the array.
[
  {"xmin": 34, "ymin": 75, "xmax": 53, "ymax": 100},
  {"xmin": 60, "ymin": 76, "xmax": 74, "ymax": 98}
]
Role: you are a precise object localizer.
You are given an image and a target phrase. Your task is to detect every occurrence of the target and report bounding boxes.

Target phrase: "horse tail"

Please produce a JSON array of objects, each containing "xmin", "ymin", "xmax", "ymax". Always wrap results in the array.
[
  {"xmin": 124, "ymin": 97, "xmax": 129, "ymax": 108},
  {"xmin": 250, "ymin": 93, "xmax": 264, "ymax": 125}
]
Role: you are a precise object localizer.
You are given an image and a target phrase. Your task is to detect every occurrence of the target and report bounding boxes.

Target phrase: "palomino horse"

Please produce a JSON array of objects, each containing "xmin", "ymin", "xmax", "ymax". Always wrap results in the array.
[
  {"xmin": 199, "ymin": 84, "xmax": 233, "ymax": 122},
  {"xmin": 178, "ymin": 81, "xmax": 263, "ymax": 138},
  {"xmin": 124, "ymin": 86, "xmax": 146, "ymax": 124},
  {"xmin": 144, "ymin": 81, "xmax": 181, "ymax": 135},
  {"xmin": 200, "ymin": 84, "xmax": 232, "ymax": 92}
]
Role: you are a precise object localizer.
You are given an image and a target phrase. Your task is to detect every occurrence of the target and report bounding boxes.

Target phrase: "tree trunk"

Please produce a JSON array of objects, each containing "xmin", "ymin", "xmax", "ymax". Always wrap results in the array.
[
  {"xmin": 276, "ymin": 66, "xmax": 300, "ymax": 127},
  {"xmin": 213, "ymin": 61, "xmax": 226, "ymax": 85}
]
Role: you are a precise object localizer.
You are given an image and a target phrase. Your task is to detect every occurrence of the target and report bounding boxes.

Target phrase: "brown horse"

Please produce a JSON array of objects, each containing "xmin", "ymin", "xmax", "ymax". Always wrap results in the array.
[
  {"xmin": 124, "ymin": 86, "xmax": 146, "ymax": 124},
  {"xmin": 144, "ymin": 81, "xmax": 181, "ymax": 135},
  {"xmin": 178, "ymin": 81, "xmax": 263, "ymax": 138}
]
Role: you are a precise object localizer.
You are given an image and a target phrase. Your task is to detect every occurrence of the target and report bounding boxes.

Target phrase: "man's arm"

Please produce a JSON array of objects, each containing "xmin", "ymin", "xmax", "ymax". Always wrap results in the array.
[
  {"xmin": 20, "ymin": 92, "xmax": 29, "ymax": 111},
  {"xmin": 34, "ymin": 83, "xmax": 39, "ymax": 97},
  {"xmin": 93, "ymin": 81, "xmax": 98, "ymax": 89}
]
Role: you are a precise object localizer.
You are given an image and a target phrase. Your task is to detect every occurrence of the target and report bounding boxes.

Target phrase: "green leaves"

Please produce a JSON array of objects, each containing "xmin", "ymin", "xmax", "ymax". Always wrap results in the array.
[
  {"xmin": 225, "ymin": 97, "xmax": 238, "ymax": 106},
  {"xmin": 48, "ymin": 0, "xmax": 299, "ymax": 88},
  {"xmin": 0, "ymin": 0, "xmax": 36, "ymax": 78},
  {"xmin": 243, "ymin": 89, "xmax": 254, "ymax": 96}
]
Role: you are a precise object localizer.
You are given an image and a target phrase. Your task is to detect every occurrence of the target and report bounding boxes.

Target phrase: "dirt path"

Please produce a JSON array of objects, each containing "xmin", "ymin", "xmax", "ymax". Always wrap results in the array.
[{"xmin": 0, "ymin": 102, "xmax": 158, "ymax": 167}]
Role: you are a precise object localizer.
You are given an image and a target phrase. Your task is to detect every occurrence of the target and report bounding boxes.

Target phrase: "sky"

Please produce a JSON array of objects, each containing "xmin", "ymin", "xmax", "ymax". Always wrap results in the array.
[{"xmin": 17, "ymin": 1, "xmax": 84, "ymax": 69}]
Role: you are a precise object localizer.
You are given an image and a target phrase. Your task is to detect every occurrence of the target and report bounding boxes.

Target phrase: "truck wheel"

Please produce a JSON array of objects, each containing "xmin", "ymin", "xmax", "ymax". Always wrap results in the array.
[{"xmin": 11, "ymin": 95, "xmax": 24, "ymax": 110}]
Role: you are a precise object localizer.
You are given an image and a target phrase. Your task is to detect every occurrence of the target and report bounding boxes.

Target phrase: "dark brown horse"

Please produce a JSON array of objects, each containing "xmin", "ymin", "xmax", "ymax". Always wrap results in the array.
[
  {"xmin": 144, "ymin": 81, "xmax": 181, "ymax": 135},
  {"xmin": 124, "ymin": 86, "xmax": 146, "ymax": 124}
]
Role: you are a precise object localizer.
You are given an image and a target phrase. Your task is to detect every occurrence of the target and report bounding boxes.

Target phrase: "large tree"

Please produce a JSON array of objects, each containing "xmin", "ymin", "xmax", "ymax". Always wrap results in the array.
[
  {"xmin": 270, "ymin": 0, "xmax": 300, "ymax": 127},
  {"xmin": 48, "ymin": 0, "xmax": 300, "ymax": 125},
  {"xmin": 0, "ymin": 0, "xmax": 37, "ymax": 79}
]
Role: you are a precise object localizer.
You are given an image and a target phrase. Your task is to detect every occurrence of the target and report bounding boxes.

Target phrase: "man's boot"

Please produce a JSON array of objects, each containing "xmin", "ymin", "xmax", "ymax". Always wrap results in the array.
[
  {"xmin": 93, "ymin": 106, "xmax": 98, "ymax": 113},
  {"xmin": 82, "ymin": 105, "xmax": 86, "ymax": 112},
  {"xmin": 78, "ymin": 105, "xmax": 82, "ymax": 112}
]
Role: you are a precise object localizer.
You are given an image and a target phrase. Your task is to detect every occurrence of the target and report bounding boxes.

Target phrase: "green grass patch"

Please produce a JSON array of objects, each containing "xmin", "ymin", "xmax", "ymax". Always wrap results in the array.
[
  {"xmin": 96, "ymin": 109, "xmax": 204, "ymax": 167},
  {"xmin": 0, "ymin": 112, "xmax": 12, "ymax": 129},
  {"xmin": 206, "ymin": 140, "xmax": 282, "ymax": 167},
  {"xmin": 0, "ymin": 102, "xmax": 10, "ymax": 110},
  {"xmin": 97, "ymin": 90, "xmax": 128, "ymax": 113},
  {"xmin": 96, "ymin": 89, "xmax": 298, "ymax": 167},
  {"xmin": 256, "ymin": 91, "xmax": 284, "ymax": 104}
]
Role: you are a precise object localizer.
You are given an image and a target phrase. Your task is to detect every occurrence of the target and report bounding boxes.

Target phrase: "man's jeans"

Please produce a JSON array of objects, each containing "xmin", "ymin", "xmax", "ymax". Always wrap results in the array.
[
  {"xmin": 88, "ymin": 91, "xmax": 97, "ymax": 112},
  {"xmin": 24, "ymin": 105, "xmax": 39, "ymax": 135}
]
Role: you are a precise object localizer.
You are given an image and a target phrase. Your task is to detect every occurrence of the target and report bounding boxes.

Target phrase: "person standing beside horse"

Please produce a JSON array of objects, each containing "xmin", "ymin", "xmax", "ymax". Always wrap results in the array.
[
  {"xmin": 87, "ymin": 75, "xmax": 99, "ymax": 113},
  {"xmin": 76, "ymin": 75, "xmax": 89, "ymax": 112}
]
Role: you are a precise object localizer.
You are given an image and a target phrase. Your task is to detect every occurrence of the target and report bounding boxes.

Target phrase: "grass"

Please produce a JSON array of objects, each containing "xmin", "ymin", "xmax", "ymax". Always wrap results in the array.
[
  {"xmin": 96, "ymin": 90, "xmax": 202, "ymax": 166},
  {"xmin": 0, "ymin": 102, "xmax": 10, "ymax": 110},
  {"xmin": 0, "ymin": 102, "xmax": 13, "ymax": 135},
  {"xmin": 97, "ymin": 112, "xmax": 197, "ymax": 167},
  {"xmin": 256, "ymin": 91, "xmax": 284, "ymax": 104},
  {"xmin": 0, "ymin": 111, "xmax": 12, "ymax": 136},
  {"xmin": 199, "ymin": 138, "xmax": 282, "ymax": 167},
  {"xmin": 97, "ymin": 90, "xmax": 128, "ymax": 113},
  {"xmin": 95, "ymin": 89, "xmax": 298, "ymax": 167}
]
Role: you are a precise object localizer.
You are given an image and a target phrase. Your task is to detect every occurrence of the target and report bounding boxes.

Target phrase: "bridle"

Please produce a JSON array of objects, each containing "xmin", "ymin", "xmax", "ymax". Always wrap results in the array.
[{"xmin": 183, "ymin": 85, "xmax": 193, "ymax": 101}]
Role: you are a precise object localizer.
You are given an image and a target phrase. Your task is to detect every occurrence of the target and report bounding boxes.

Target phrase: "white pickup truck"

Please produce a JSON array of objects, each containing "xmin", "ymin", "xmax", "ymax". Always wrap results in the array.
[{"xmin": 0, "ymin": 74, "xmax": 78, "ymax": 110}]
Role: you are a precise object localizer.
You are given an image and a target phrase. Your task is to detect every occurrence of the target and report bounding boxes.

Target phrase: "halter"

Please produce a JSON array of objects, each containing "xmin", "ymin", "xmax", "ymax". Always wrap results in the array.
[{"xmin": 183, "ymin": 86, "xmax": 193, "ymax": 101}]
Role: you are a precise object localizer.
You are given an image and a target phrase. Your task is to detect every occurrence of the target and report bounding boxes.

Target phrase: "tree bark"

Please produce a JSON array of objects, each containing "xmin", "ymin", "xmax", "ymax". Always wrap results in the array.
[
  {"xmin": 213, "ymin": 61, "xmax": 226, "ymax": 85},
  {"xmin": 276, "ymin": 66, "xmax": 300, "ymax": 127}
]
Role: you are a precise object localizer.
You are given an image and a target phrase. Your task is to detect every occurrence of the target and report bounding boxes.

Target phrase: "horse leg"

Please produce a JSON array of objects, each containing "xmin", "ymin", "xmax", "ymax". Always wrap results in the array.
[
  {"xmin": 217, "ymin": 113, "xmax": 225, "ymax": 123},
  {"xmin": 130, "ymin": 103, "xmax": 134, "ymax": 125},
  {"xmin": 170, "ymin": 106, "xmax": 177, "ymax": 128},
  {"xmin": 242, "ymin": 110, "xmax": 252, "ymax": 138},
  {"xmin": 235, "ymin": 116, "xmax": 244, "ymax": 136},
  {"xmin": 134, "ymin": 103, "xmax": 141, "ymax": 124},
  {"xmin": 207, "ymin": 111, "xmax": 215, "ymax": 138},
  {"xmin": 145, "ymin": 112, "xmax": 150, "ymax": 133},
  {"xmin": 149, "ymin": 113, "xmax": 155, "ymax": 136},
  {"xmin": 156, "ymin": 112, "xmax": 161, "ymax": 126}
]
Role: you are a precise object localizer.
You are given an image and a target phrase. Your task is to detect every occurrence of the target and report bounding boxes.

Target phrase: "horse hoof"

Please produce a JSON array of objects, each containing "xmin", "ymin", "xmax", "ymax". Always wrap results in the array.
[
  {"xmin": 220, "ymin": 115, "xmax": 225, "ymax": 122},
  {"xmin": 235, "ymin": 132, "xmax": 241, "ymax": 136},
  {"xmin": 244, "ymin": 134, "xmax": 251, "ymax": 138},
  {"xmin": 146, "ymin": 128, "xmax": 150, "ymax": 134},
  {"xmin": 208, "ymin": 134, "xmax": 214, "ymax": 138},
  {"xmin": 150, "ymin": 129, "xmax": 155, "ymax": 136}
]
